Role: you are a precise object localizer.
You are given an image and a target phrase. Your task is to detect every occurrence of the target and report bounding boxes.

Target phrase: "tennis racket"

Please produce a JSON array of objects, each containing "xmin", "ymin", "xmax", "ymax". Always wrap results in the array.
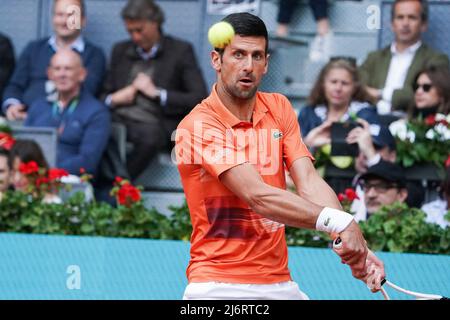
[{"xmin": 333, "ymin": 237, "xmax": 449, "ymax": 300}]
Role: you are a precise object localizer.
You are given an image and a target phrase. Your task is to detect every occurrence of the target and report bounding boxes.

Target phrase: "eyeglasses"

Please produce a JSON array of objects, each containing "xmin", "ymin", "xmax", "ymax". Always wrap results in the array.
[
  {"xmin": 413, "ymin": 83, "xmax": 433, "ymax": 92},
  {"xmin": 359, "ymin": 181, "xmax": 399, "ymax": 193}
]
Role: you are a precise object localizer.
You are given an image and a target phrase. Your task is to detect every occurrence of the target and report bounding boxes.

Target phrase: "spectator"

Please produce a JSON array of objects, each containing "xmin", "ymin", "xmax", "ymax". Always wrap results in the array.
[
  {"xmin": 359, "ymin": 0, "xmax": 449, "ymax": 115},
  {"xmin": 0, "ymin": 148, "xmax": 12, "ymax": 195},
  {"xmin": 0, "ymin": 33, "xmax": 15, "ymax": 104},
  {"xmin": 348, "ymin": 119, "xmax": 424, "ymax": 215},
  {"xmin": 24, "ymin": 49, "xmax": 110, "ymax": 177},
  {"xmin": 9, "ymin": 139, "xmax": 49, "ymax": 190},
  {"xmin": 408, "ymin": 65, "xmax": 450, "ymax": 118},
  {"xmin": 9, "ymin": 139, "xmax": 64, "ymax": 204},
  {"xmin": 354, "ymin": 161, "xmax": 409, "ymax": 221},
  {"xmin": 298, "ymin": 58, "xmax": 378, "ymax": 150},
  {"xmin": 421, "ymin": 165, "xmax": 450, "ymax": 228},
  {"xmin": 2, "ymin": 0, "xmax": 106, "ymax": 121},
  {"xmin": 276, "ymin": 0, "xmax": 332, "ymax": 62},
  {"xmin": 102, "ymin": 0, "xmax": 208, "ymax": 180},
  {"xmin": 349, "ymin": 119, "xmax": 397, "ymax": 175}
]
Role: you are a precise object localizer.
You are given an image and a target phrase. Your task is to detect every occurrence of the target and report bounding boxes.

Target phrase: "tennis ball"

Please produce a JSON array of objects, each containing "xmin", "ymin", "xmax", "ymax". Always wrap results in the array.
[{"xmin": 208, "ymin": 21, "xmax": 235, "ymax": 49}]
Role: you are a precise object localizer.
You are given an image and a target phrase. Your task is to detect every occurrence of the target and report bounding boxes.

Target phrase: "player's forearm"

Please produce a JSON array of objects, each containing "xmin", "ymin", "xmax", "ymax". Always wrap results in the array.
[
  {"xmin": 247, "ymin": 183, "xmax": 323, "ymax": 229},
  {"xmin": 296, "ymin": 176, "xmax": 342, "ymax": 211}
]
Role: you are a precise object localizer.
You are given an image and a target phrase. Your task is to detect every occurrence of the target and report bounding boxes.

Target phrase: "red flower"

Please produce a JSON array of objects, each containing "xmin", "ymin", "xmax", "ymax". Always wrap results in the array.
[
  {"xmin": 439, "ymin": 119, "xmax": 448, "ymax": 127},
  {"xmin": 337, "ymin": 193, "xmax": 345, "ymax": 202},
  {"xmin": 425, "ymin": 114, "xmax": 436, "ymax": 126},
  {"xmin": 48, "ymin": 168, "xmax": 69, "ymax": 181},
  {"xmin": 19, "ymin": 161, "xmax": 40, "ymax": 175},
  {"xmin": 445, "ymin": 155, "xmax": 450, "ymax": 168},
  {"xmin": 0, "ymin": 133, "xmax": 16, "ymax": 151},
  {"xmin": 345, "ymin": 188, "xmax": 359, "ymax": 201},
  {"xmin": 79, "ymin": 167, "xmax": 86, "ymax": 174},
  {"xmin": 115, "ymin": 176, "xmax": 123, "ymax": 184},
  {"xmin": 35, "ymin": 176, "xmax": 49, "ymax": 188},
  {"xmin": 117, "ymin": 183, "xmax": 141, "ymax": 206}
]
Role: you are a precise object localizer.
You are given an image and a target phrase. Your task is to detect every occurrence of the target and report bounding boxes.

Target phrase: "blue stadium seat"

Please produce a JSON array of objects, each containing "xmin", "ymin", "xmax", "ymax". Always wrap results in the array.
[
  {"xmin": 11, "ymin": 125, "xmax": 58, "ymax": 168},
  {"xmin": 0, "ymin": 0, "xmax": 42, "ymax": 59}
]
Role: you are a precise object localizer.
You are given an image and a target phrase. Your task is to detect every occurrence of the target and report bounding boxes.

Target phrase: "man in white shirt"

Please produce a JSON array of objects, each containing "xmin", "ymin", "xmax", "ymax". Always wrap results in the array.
[{"xmin": 359, "ymin": 0, "xmax": 449, "ymax": 114}]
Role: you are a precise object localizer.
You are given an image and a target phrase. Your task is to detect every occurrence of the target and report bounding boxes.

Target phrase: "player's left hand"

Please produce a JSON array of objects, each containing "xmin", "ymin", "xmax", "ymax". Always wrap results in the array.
[{"xmin": 364, "ymin": 250, "xmax": 385, "ymax": 293}]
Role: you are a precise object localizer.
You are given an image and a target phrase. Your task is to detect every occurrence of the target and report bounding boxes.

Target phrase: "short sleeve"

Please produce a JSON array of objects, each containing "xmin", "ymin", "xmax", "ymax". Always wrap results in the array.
[
  {"xmin": 279, "ymin": 96, "xmax": 314, "ymax": 169},
  {"xmin": 175, "ymin": 119, "xmax": 247, "ymax": 180}
]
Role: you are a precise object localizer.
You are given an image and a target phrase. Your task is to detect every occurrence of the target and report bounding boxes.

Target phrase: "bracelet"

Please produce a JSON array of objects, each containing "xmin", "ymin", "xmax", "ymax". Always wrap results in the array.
[{"xmin": 315, "ymin": 207, "xmax": 354, "ymax": 234}]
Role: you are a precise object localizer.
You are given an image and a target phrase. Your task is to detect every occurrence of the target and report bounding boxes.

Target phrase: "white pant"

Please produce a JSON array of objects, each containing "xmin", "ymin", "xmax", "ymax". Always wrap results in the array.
[{"xmin": 183, "ymin": 281, "xmax": 309, "ymax": 300}]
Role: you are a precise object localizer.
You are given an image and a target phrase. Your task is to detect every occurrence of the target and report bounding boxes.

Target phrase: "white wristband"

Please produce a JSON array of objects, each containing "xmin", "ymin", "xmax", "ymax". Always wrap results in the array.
[{"xmin": 315, "ymin": 207, "xmax": 354, "ymax": 234}]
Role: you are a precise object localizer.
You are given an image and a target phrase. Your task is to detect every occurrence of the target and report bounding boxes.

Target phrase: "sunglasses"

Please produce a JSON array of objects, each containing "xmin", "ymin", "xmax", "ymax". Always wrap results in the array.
[{"xmin": 413, "ymin": 83, "xmax": 433, "ymax": 92}]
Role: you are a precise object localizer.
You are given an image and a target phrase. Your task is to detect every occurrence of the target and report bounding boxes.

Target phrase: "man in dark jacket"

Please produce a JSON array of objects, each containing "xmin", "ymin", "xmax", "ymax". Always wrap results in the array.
[
  {"xmin": 2, "ymin": 0, "xmax": 106, "ymax": 121},
  {"xmin": 0, "ymin": 33, "xmax": 15, "ymax": 104},
  {"xmin": 102, "ymin": 0, "xmax": 208, "ymax": 180}
]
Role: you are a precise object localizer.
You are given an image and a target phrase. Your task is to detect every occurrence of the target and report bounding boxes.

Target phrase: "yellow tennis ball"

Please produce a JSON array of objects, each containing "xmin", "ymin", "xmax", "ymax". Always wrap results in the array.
[{"xmin": 208, "ymin": 21, "xmax": 235, "ymax": 49}]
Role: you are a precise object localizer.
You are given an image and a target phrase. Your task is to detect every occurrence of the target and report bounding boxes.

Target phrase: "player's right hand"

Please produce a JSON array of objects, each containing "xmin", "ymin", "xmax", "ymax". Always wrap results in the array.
[
  {"xmin": 6, "ymin": 104, "xmax": 27, "ymax": 121},
  {"xmin": 333, "ymin": 221, "xmax": 368, "ymax": 280}
]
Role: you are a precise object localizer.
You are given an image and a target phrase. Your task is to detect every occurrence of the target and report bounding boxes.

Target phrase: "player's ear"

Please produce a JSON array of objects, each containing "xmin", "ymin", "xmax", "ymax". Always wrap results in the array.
[
  {"xmin": 263, "ymin": 53, "xmax": 270, "ymax": 75},
  {"xmin": 211, "ymin": 49, "xmax": 222, "ymax": 72}
]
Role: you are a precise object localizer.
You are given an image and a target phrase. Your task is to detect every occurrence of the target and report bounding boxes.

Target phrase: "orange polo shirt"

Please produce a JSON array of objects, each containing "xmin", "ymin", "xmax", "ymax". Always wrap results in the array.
[{"xmin": 175, "ymin": 85, "xmax": 313, "ymax": 284}]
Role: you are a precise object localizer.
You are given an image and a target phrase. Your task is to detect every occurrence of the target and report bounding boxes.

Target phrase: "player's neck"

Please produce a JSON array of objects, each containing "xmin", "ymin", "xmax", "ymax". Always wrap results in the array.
[{"xmin": 217, "ymin": 84, "xmax": 255, "ymax": 122}]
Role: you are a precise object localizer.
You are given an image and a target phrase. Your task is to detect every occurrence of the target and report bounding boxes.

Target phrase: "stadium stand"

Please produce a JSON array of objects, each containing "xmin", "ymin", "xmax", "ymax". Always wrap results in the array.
[{"xmin": 1, "ymin": 0, "xmax": 449, "ymax": 211}]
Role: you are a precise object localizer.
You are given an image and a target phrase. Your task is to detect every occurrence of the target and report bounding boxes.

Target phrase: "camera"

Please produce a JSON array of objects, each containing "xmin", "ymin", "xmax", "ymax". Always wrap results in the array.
[{"xmin": 330, "ymin": 121, "xmax": 361, "ymax": 157}]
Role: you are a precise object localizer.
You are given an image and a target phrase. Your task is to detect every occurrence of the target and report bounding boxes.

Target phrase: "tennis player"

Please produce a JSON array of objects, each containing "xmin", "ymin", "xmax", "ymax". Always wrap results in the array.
[{"xmin": 175, "ymin": 12, "xmax": 385, "ymax": 300}]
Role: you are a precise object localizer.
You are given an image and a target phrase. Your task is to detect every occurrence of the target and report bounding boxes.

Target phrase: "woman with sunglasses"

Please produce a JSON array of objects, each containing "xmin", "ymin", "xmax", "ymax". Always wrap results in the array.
[
  {"xmin": 409, "ymin": 65, "xmax": 450, "ymax": 118},
  {"xmin": 298, "ymin": 58, "xmax": 379, "ymax": 149}
]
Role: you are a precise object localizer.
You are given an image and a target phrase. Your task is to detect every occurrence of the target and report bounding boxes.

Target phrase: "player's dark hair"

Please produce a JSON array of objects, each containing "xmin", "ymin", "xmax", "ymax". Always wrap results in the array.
[{"xmin": 220, "ymin": 12, "xmax": 269, "ymax": 54}]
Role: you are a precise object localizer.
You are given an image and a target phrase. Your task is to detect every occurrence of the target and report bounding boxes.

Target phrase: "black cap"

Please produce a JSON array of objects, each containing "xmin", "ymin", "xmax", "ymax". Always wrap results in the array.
[
  {"xmin": 359, "ymin": 161, "xmax": 406, "ymax": 187},
  {"xmin": 372, "ymin": 126, "xmax": 396, "ymax": 151}
]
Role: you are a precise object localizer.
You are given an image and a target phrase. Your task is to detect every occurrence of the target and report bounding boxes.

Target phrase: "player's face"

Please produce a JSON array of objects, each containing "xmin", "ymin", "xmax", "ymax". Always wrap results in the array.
[
  {"xmin": 214, "ymin": 35, "xmax": 268, "ymax": 100},
  {"xmin": 391, "ymin": 1, "xmax": 426, "ymax": 45},
  {"xmin": 323, "ymin": 68, "xmax": 354, "ymax": 110},
  {"xmin": 124, "ymin": 19, "xmax": 159, "ymax": 52}
]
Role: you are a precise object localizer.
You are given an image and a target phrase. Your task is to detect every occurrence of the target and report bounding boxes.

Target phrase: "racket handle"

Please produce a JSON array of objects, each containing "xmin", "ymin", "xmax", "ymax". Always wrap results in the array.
[{"xmin": 333, "ymin": 237, "xmax": 387, "ymax": 285}]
